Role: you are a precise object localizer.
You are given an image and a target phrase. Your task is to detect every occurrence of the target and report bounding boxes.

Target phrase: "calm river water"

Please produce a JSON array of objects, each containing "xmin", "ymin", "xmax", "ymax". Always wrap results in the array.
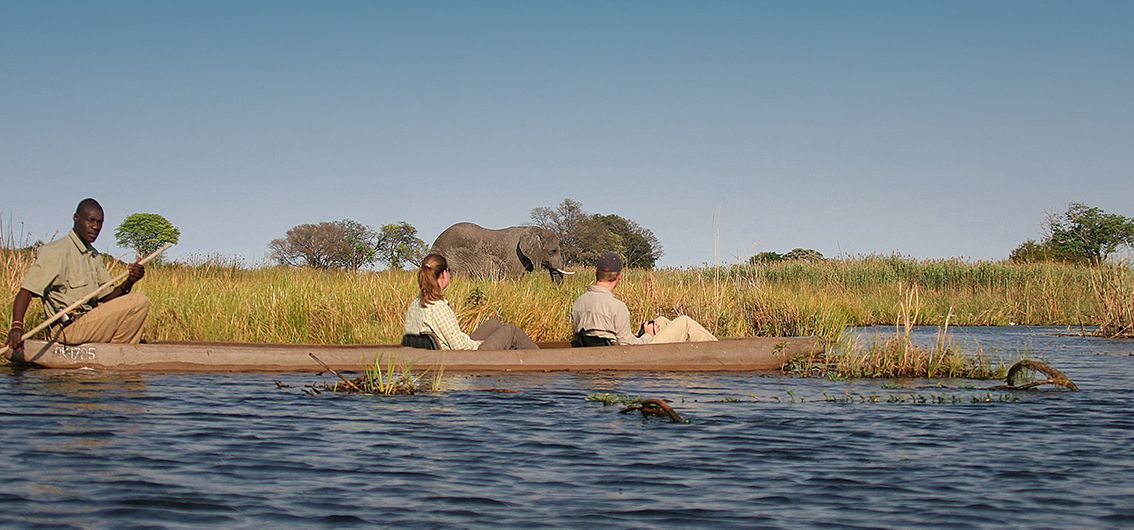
[{"xmin": 2, "ymin": 326, "xmax": 1132, "ymax": 528}]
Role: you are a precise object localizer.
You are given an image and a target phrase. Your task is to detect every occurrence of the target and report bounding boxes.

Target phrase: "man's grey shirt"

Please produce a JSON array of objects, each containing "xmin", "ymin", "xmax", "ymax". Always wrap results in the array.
[{"xmin": 571, "ymin": 284, "xmax": 652, "ymax": 345}]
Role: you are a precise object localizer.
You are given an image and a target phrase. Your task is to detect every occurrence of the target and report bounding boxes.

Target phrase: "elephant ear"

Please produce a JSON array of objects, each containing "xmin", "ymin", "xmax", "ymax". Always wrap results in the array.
[{"xmin": 517, "ymin": 232, "xmax": 541, "ymax": 272}]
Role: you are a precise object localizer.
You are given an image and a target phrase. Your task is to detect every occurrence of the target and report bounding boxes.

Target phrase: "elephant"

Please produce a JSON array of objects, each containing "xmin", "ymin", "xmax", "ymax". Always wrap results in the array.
[{"xmin": 430, "ymin": 223, "xmax": 573, "ymax": 284}]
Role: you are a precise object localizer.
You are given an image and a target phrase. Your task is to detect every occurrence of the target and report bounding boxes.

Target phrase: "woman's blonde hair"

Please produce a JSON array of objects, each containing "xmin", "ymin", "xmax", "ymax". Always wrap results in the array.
[{"xmin": 418, "ymin": 253, "xmax": 449, "ymax": 307}]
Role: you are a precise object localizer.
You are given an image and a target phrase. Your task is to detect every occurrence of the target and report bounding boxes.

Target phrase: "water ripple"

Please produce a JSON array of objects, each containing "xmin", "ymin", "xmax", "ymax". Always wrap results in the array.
[{"xmin": 1, "ymin": 327, "xmax": 1132, "ymax": 527}]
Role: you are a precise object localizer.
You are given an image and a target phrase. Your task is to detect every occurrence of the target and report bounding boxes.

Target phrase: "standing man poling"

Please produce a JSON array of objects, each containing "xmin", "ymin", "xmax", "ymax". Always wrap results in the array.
[{"xmin": 5, "ymin": 198, "xmax": 150, "ymax": 353}]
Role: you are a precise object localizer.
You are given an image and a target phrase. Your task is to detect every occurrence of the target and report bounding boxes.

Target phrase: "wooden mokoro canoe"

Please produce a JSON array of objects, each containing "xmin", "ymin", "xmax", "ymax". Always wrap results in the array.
[{"xmin": 8, "ymin": 337, "xmax": 824, "ymax": 373}]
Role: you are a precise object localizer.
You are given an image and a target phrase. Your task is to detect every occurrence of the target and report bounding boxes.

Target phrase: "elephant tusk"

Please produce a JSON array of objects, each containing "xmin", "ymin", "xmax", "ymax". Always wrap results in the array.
[{"xmin": 555, "ymin": 268, "xmax": 575, "ymax": 275}]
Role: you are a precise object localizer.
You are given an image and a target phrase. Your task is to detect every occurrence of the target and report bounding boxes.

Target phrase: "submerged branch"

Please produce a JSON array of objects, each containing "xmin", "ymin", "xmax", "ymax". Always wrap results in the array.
[
  {"xmin": 987, "ymin": 360, "xmax": 1078, "ymax": 391},
  {"xmin": 620, "ymin": 398, "xmax": 688, "ymax": 423},
  {"xmin": 308, "ymin": 352, "xmax": 362, "ymax": 392}
]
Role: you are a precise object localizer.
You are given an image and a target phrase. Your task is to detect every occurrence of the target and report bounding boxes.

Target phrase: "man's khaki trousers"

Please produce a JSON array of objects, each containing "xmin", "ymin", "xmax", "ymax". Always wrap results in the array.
[
  {"xmin": 651, "ymin": 315, "xmax": 718, "ymax": 343},
  {"xmin": 58, "ymin": 293, "xmax": 150, "ymax": 345}
]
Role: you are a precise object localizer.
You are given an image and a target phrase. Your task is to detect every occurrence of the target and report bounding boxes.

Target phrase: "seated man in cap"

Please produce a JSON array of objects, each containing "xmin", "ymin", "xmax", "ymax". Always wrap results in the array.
[
  {"xmin": 571, "ymin": 252, "xmax": 716, "ymax": 347},
  {"xmin": 5, "ymin": 198, "xmax": 150, "ymax": 354}
]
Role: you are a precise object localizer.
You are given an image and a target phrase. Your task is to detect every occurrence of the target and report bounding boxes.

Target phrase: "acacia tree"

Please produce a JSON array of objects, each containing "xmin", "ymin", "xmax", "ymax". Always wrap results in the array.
[
  {"xmin": 338, "ymin": 219, "xmax": 379, "ymax": 270},
  {"xmin": 1008, "ymin": 239, "xmax": 1055, "ymax": 263},
  {"xmin": 114, "ymin": 213, "xmax": 180, "ymax": 258},
  {"xmin": 531, "ymin": 198, "xmax": 663, "ymax": 269},
  {"xmin": 748, "ymin": 251, "xmax": 783, "ymax": 264},
  {"xmin": 593, "ymin": 214, "xmax": 663, "ymax": 269},
  {"xmin": 783, "ymin": 248, "xmax": 825, "ymax": 262},
  {"xmin": 1047, "ymin": 203, "xmax": 1134, "ymax": 263},
  {"xmin": 574, "ymin": 218, "xmax": 624, "ymax": 266},
  {"xmin": 1011, "ymin": 203, "xmax": 1134, "ymax": 263},
  {"xmin": 376, "ymin": 221, "xmax": 428, "ymax": 270},
  {"xmin": 269, "ymin": 219, "xmax": 377, "ymax": 270},
  {"xmin": 748, "ymin": 248, "xmax": 824, "ymax": 264},
  {"xmin": 530, "ymin": 198, "xmax": 593, "ymax": 265}
]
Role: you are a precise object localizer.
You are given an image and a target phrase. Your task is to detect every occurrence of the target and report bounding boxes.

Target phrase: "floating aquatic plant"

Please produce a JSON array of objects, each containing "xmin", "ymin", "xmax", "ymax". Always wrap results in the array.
[
  {"xmin": 585, "ymin": 393, "xmax": 642, "ymax": 406},
  {"xmin": 310, "ymin": 352, "xmax": 444, "ymax": 396}
]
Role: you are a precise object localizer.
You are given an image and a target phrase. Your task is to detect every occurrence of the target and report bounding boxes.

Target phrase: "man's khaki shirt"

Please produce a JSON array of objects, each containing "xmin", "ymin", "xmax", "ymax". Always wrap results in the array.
[
  {"xmin": 21, "ymin": 230, "xmax": 112, "ymax": 315},
  {"xmin": 571, "ymin": 284, "xmax": 652, "ymax": 345}
]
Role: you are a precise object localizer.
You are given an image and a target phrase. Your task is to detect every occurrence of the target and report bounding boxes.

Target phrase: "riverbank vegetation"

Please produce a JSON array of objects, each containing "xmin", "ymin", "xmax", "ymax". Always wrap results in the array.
[{"xmin": 4, "ymin": 245, "xmax": 1131, "ymax": 344}]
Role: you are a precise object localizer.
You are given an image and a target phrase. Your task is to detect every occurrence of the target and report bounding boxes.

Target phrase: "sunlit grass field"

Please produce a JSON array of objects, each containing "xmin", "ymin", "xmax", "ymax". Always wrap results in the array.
[{"xmin": 4, "ymin": 247, "xmax": 1130, "ymax": 345}]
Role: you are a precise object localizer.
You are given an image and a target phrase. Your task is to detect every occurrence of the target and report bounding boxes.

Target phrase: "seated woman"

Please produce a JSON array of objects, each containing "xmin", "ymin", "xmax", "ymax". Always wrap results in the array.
[{"xmin": 403, "ymin": 253, "xmax": 539, "ymax": 350}]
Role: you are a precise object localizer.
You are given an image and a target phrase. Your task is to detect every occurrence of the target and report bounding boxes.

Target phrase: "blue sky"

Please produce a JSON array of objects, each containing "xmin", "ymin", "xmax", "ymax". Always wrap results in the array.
[{"xmin": 2, "ymin": 1, "xmax": 1131, "ymax": 267}]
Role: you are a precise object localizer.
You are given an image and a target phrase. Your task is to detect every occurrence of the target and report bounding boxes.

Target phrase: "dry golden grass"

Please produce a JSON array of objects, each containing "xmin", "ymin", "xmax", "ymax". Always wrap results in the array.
[
  {"xmin": 2, "ymin": 239, "xmax": 1132, "ymax": 345},
  {"xmin": 787, "ymin": 285, "xmax": 1011, "ymax": 379},
  {"xmin": 1088, "ymin": 263, "xmax": 1134, "ymax": 338}
]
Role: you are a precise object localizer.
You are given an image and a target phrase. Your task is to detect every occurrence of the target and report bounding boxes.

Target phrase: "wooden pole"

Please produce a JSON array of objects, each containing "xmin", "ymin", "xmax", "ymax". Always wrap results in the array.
[{"xmin": 1, "ymin": 242, "xmax": 173, "ymax": 357}]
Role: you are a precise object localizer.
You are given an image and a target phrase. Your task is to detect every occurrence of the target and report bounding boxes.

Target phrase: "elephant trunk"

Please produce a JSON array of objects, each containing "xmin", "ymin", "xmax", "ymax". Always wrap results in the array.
[{"xmin": 549, "ymin": 266, "xmax": 564, "ymax": 285}]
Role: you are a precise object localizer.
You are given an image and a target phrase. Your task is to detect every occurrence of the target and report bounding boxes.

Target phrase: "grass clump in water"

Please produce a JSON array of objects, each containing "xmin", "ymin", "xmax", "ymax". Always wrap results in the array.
[
  {"xmin": 787, "ymin": 284, "xmax": 1012, "ymax": 380},
  {"xmin": 326, "ymin": 355, "xmax": 444, "ymax": 396}
]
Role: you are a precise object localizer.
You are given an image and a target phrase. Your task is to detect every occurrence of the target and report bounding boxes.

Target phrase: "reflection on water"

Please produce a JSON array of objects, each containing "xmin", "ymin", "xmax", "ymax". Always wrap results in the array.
[
  {"xmin": 1, "ymin": 327, "xmax": 1132, "ymax": 528},
  {"xmin": 6, "ymin": 370, "xmax": 149, "ymax": 455}
]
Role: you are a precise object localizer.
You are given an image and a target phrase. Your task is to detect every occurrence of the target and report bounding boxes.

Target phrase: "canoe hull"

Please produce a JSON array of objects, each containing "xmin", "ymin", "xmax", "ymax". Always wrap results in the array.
[{"xmin": 10, "ymin": 337, "xmax": 823, "ymax": 373}]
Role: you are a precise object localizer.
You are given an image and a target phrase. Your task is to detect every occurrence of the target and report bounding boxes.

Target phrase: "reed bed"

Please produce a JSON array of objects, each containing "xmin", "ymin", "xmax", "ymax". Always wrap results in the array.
[
  {"xmin": 787, "ymin": 285, "xmax": 1012, "ymax": 379},
  {"xmin": 2, "ymin": 244, "xmax": 1132, "ymax": 345},
  {"xmin": 1, "ymin": 221, "xmax": 39, "ymax": 333},
  {"xmin": 1088, "ymin": 263, "xmax": 1134, "ymax": 338}
]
